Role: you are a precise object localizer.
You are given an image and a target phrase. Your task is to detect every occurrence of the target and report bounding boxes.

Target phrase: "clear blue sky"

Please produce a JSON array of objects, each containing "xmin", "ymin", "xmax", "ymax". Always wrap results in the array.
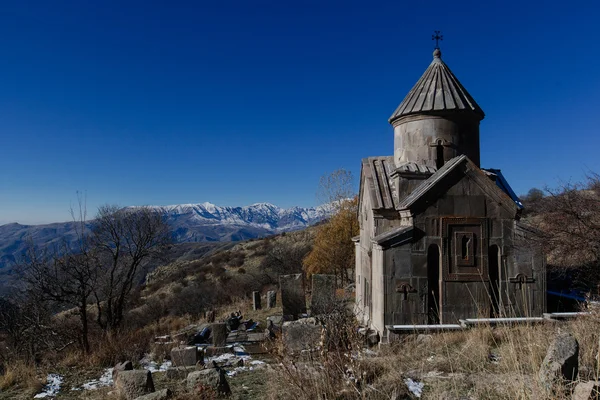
[{"xmin": 1, "ymin": 0, "xmax": 598, "ymax": 224}]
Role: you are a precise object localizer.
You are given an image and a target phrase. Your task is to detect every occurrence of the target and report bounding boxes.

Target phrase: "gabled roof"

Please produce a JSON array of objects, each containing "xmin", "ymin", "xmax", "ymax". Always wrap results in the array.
[
  {"xmin": 389, "ymin": 49, "xmax": 485, "ymax": 124},
  {"xmin": 397, "ymin": 155, "xmax": 468, "ymax": 209},
  {"xmin": 397, "ymin": 155, "xmax": 520, "ymax": 215},
  {"xmin": 360, "ymin": 157, "xmax": 440, "ymax": 212},
  {"xmin": 360, "ymin": 156, "xmax": 398, "ymax": 211}
]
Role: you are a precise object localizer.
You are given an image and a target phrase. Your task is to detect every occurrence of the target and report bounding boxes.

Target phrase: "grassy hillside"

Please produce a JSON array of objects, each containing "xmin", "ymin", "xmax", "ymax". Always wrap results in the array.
[{"xmin": 2, "ymin": 221, "xmax": 598, "ymax": 400}]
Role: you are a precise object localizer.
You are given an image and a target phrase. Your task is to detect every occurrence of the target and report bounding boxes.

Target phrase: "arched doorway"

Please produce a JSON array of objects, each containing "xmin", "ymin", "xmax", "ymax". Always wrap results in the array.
[
  {"xmin": 489, "ymin": 245, "xmax": 501, "ymax": 317},
  {"xmin": 427, "ymin": 244, "xmax": 441, "ymax": 324}
]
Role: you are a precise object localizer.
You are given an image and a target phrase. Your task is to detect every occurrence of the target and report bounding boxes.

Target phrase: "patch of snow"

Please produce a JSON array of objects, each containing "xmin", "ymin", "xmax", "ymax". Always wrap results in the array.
[
  {"xmin": 404, "ymin": 378, "xmax": 424, "ymax": 398},
  {"xmin": 34, "ymin": 374, "xmax": 63, "ymax": 398},
  {"xmin": 79, "ymin": 368, "xmax": 113, "ymax": 391},
  {"xmin": 208, "ymin": 344, "xmax": 266, "ymax": 377},
  {"xmin": 140, "ymin": 356, "xmax": 171, "ymax": 372},
  {"xmin": 209, "ymin": 352, "xmax": 237, "ymax": 363}
]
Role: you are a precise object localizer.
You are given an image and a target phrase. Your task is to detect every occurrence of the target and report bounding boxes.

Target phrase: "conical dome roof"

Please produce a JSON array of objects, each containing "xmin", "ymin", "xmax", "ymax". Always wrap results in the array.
[{"xmin": 389, "ymin": 49, "xmax": 484, "ymax": 124}]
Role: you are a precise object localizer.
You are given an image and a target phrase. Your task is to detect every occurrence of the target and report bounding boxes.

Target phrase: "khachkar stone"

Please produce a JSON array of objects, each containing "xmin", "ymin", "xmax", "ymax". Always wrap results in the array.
[
  {"xmin": 252, "ymin": 291, "xmax": 261, "ymax": 310},
  {"xmin": 267, "ymin": 290, "xmax": 277, "ymax": 308},
  {"xmin": 211, "ymin": 323, "xmax": 228, "ymax": 347},
  {"xmin": 311, "ymin": 274, "xmax": 336, "ymax": 315},
  {"xmin": 280, "ymin": 274, "xmax": 306, "ymax": 319}
]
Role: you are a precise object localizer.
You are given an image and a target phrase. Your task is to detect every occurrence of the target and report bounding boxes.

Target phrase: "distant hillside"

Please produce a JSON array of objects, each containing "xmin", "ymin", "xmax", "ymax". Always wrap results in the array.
[{"xmin": 0, "ymin": 202, "xmax": 332, "ymax": 291}]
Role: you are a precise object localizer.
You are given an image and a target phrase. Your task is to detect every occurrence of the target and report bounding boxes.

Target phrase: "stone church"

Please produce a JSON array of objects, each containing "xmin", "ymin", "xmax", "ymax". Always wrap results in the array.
[{"xmin": 354, "ymin": 47, "xmax": 546, "ymax": 335}]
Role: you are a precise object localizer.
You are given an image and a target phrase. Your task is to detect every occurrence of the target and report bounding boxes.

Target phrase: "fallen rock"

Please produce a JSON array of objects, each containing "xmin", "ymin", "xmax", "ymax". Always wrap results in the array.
[
  {"xmin": 187, "ymin": 368, "xmax": 231, "ymax": 396},
  {"xmin": 572, "ymin": 381, "xmax": 600, "ymax": 400},
  {"xmin": 282, "ymin": 317, "xmax": 323, "ymax": 354},
  {"xmin": 416, "ymin": 334, "xmax": 433, "ymax": 345},
  {"xmin": 267, "ymin": 315, "xmax": 284, "ymax": 330},
  {"xmin": 171, "ymin": 346, "xmax": 203, "ymax": 367},
  {"xmin": 112, "ymin": 360, "xmax": 134, "ymax": 381},
  {"xmin": 539, "ymin": 332, "xmax": 579, "ymax": 391},
  {"xmin": 115, "ymin": 370, "xmax": 155, "ymax": 400},
  {"xmin": 366, "ymin": 331, "xmax": 380, "ymax": 347},
  {"xmin": 165, "ymin": 366, "xmax": 196, "ymax": 380},
  {"xmin": 133, "ymin": 388, "xmax": 172, "ymax": 400}
]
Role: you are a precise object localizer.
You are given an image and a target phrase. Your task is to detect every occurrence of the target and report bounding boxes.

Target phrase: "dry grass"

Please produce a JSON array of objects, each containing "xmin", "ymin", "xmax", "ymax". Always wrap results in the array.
[
  {"xmin": 0, "ymin": 360, "xmax": 43, "ymax": 397},
  {"xmin": 265, "ymin": 306, "xmax": 600, "ymax": 400}
]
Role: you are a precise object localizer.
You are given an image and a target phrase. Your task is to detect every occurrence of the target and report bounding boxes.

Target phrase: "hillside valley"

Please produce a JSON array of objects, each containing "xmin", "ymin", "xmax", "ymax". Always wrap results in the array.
[{"xmin": 0, "ymin": 201, "xmax": 332, "ymax": 293}]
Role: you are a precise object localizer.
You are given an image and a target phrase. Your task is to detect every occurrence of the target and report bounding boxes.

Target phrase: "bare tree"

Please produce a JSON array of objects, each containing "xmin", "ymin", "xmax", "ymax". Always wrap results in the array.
[
  {"xmin": 317, "ymin": 168, "xmax": 355, "ymax": 212},
  {"xmin": 17, "ymin": 203, "xmax": 171, "ymax": 349},
  {"xmin": 260, "ymin": 232, "xmax": 312, "ymax": 277},
  {"xmin": 0, "ymin": 294, "xmax": 54, "ymax": 362},
  {"xmin": 18, "ymin": 199, "xmax": 96, "ymax": 353},
  {"xmin": 91, "ymin": 205, "xmax": 171, "ymax": 332},
  {"xmin": 528, "ymin": 173, "xmax": 600, "ymax": 289}
]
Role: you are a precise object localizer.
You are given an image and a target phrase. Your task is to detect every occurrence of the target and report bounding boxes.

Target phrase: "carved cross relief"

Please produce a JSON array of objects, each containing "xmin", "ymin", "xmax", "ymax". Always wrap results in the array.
[
  {"xmin": 509, "ymin": 274, "xmax": 535, "ymax": 290},
  {"xmin": 396, "ymin": 281, "xmax": 417, "ymax": 300}
]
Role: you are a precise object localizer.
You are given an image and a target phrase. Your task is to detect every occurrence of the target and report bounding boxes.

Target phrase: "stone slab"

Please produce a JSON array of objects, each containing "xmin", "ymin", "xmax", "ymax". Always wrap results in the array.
[
  {"xmin": 211, "ymin": 323, "xmax": 228, "ymax": 347},
  {"xmin": 311, "ymin": 274, "xmax": 336, "ymax": 315},
  {"xmin": 253, "ymin": 291, "xmax": 261, "ymax": 310},
  {"xmin": 170, "ymin": 346, "xmax": 203, "ymax": 367},
  {"xmin": 280, "ymin": 274, "xmax": 306, "ymax": 319},
  {"xmin": 267, "ymin": 290, "xmax": 277, "ymax": 308}
]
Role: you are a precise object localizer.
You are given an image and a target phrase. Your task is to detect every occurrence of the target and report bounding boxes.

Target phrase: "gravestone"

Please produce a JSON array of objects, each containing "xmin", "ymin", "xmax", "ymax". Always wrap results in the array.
[
  {"xmin": 205, "ymin": 310, "xmax": 215, "ymax": 323},
  {"xmin": 280, "ymin": 274, "xmax": 306, "ymax": 319},
  {"xmin": 252, "ymin": 291, "xmax": 261, "ymax": 310},
  {"xmin": 311, "ymin": 274, "xmax": 336, "ymax": 315},
  {"xmin": 211, "ymin": 323, "xmax": 228, "ymax": 347},
  {"xmin": 267, "ymin": 290, "xmax": 277, "ymax": 308}
]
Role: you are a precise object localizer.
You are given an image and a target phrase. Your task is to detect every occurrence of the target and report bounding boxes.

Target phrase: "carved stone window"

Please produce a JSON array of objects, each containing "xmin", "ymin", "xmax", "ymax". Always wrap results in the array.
[
  {"xmin": 436, "ymin": 140, "xmax": 444, "ymax": 169},
  {"xmin": 455, "ymin": 232, "xmax": 475, "ymax": 267},
  {"xmin": 442, "ymin": 217, "xmax": 488, "ymax": 281}
]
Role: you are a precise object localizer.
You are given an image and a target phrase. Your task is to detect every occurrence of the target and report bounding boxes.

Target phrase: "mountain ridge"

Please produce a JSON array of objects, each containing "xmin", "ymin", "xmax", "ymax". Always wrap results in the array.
[{"xmin": 0, "ymin": 201, "xmax": 333, "ymax": 273}]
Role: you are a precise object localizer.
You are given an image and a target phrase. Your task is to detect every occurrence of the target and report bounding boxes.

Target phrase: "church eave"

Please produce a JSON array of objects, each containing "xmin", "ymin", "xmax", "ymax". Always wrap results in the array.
[{"xmin": 372, "ymin": 226, "xmax": 413, "ymax": 249}]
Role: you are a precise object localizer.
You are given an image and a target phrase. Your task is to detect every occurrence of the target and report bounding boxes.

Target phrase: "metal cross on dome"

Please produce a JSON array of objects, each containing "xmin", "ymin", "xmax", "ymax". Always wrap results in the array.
[{"xmin": 432, "ymin": 30, "xmax": 443, "ymax": 49}]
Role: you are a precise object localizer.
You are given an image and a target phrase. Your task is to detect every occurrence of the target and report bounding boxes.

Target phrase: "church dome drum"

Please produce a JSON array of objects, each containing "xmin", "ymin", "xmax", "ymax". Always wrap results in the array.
[{"xmin": 389, "ymin": 49, "xmax": 485, "ymax": 169}]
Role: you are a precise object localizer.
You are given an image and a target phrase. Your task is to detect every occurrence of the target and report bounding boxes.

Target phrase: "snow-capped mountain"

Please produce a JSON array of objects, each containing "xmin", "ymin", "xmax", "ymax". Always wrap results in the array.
[
  {"xmin": 0, "ymin": 201, "xmax": 334, "ymax": 274},
  {"xmin": 152, "ymin": 201, "xmax": 331, "ymax": 231},
  {"xmin": 145, "ymin": 201, "xmax": 333, "ymax": 242}
]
